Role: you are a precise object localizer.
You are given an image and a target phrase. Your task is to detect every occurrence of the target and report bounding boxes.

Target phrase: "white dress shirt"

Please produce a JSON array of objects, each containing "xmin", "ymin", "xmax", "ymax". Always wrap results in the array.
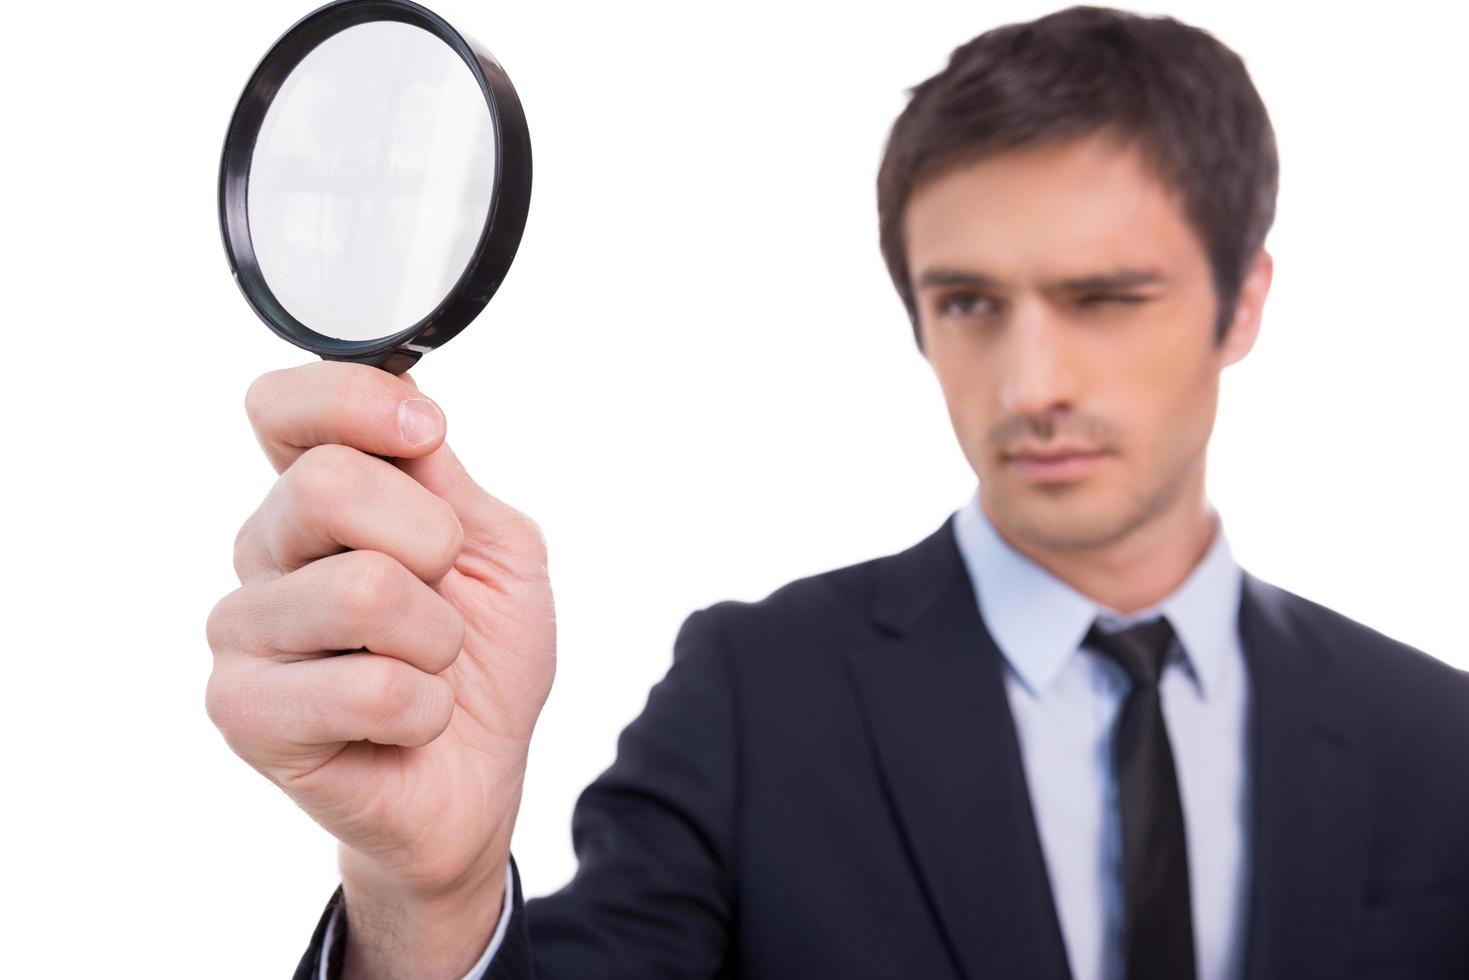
[
  {"xmin": 322, "ymin": 492, "xmax": 1251, "ymax": 979},
  {"xmin": 953, "ymin": 490, "xmax": 1251, "ymax": 980}
]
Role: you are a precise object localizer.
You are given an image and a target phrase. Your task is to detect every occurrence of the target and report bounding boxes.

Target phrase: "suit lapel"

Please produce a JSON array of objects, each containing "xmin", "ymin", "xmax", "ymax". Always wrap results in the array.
[
  {"xmin": 849, "ymin": 517, "xmax": 1073, "ymax": 980},
  {"xmin": 1239, "ymin": 572, "xmax": 1373, "ymax": 980}
]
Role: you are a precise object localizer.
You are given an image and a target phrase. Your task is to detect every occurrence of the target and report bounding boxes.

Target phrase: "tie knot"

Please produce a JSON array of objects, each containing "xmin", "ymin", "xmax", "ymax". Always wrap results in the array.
[{"xmin": 1084, "ymin": 615, "xmax": 1177, "ymax": 687}]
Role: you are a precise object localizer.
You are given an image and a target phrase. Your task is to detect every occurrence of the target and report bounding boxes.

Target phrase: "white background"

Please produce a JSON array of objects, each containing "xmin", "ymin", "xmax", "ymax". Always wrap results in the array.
[{"xmin": 2, "ymin": 1, "xmax": 1465, "ymax": 975}]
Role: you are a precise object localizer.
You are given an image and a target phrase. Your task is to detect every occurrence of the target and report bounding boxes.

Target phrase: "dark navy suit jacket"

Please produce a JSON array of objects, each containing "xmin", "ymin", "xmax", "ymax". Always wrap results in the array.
[{"xmin": 298, "ymin": 515, "xmax": 1469, "ymax": 979}]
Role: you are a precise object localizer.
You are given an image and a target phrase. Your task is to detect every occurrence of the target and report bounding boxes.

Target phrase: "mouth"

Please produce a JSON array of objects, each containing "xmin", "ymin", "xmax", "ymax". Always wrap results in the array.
[{"xmin": 1002, "ymin": 448, "xmax": 1112, "ymax": 483}]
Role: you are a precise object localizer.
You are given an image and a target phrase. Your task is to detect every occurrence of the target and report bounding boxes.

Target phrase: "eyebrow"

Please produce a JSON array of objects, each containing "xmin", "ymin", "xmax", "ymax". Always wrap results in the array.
[{"xmin": 915, "ymin": 267, "xmax": 1170, "ymax": 292}]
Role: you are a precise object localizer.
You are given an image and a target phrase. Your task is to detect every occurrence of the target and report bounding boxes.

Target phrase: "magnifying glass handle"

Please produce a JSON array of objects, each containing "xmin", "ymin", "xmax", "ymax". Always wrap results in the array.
[{"xmin": 378, "ymin": 349, "xmax": 422, "ymax": 375}]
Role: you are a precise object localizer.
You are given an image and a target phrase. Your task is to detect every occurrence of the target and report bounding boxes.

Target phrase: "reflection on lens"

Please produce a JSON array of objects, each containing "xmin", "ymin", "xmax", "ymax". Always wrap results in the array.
[{"xmin": 247, "ymin": 20, "xmax": 498, "ymax": 342}]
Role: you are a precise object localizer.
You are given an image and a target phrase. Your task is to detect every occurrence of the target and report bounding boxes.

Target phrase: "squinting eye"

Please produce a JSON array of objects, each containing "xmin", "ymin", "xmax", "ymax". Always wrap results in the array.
[
  {"xmin": 938, "ymin": 292, "xmax": 998, "ymax": 318},
  {"xmin": 1079, "ymin": 294, "xmax": 1149, "ymax": 308}
]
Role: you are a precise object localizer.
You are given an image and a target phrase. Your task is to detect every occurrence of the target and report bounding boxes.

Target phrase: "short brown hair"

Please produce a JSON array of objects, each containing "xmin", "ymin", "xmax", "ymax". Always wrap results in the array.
[{"xmin": 877, "ymin": 5, "xmax": 1278, "ymax": 347}]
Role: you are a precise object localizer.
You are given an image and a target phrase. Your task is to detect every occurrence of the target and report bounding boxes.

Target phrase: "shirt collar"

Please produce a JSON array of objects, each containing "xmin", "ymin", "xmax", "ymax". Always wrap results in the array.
[{"xmin": 951, "ymin": 489, "xmax": 1243, "ymax": 698}]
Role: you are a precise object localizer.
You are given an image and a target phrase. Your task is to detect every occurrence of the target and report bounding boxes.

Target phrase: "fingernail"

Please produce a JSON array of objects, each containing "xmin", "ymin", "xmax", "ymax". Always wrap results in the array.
[{"xmin": 398, "ymin": 398, "xmax": 444, "ymax": 447}]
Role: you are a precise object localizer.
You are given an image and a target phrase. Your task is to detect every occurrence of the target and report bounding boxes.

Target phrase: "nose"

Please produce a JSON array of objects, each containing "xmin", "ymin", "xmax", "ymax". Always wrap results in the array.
[{"xmin": 997, "ymin": 303, "xmax": 1079, "ymax": 418}]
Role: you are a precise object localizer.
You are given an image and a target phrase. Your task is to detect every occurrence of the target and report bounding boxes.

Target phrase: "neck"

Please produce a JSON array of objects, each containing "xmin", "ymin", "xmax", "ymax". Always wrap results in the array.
[{"xmin": 980, "ymin": 461, "xmax": 1219, "ymax": 617}]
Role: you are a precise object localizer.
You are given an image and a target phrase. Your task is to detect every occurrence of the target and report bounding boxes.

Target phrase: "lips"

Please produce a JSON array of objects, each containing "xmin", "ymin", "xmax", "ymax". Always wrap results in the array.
[
  {"xmin": 1003, "ymin": 447, "xmax": 1111, "ymax": 482},
  {"xmin": 1004, "ymin": 445, "xmax": 1106, "ymax": 460}
]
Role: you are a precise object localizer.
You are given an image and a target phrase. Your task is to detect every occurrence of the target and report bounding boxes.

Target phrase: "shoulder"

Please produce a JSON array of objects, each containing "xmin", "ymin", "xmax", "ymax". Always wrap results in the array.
[
  {"xmin": 677, "ymin": 522, "xmax": 942, "ymax": 666},
  {"xmin": 1252, "ymin": 575, "xmax": 1469, "ymax": 735},
  {"xmin": 689, "ymin": 551, "xmax": 892, "ymax": 650},
  {"xmin": 1254, "ymin": 580, "xmax": 1469, "ymax": 873},
  {"xmin": 1259, "ymin": 576, "xmax": 1463, "ymax": 682}
]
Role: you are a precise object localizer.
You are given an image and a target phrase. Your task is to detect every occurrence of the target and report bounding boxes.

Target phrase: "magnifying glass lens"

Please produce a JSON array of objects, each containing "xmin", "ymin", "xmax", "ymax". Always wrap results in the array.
[
  {"xmin": 219, "ymin": 0, "xmax": 531, "ymax": 372},
  {"xmin": 248, "ymin": 21, "xmax": 498, "ymax": 343}
]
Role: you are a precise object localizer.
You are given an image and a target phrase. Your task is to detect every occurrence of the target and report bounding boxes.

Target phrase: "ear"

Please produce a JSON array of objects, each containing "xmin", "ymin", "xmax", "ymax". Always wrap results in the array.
[{"xmin": 1219, "ymin": 247, "xmax": 1273, "ymax": 367}]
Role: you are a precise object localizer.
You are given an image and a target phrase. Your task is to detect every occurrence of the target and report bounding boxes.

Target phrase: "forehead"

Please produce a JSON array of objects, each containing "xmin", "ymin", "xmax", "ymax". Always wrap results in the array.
[{"xmin": 903, "ymin": 134, "xmax": 1208, "ymax": 285}]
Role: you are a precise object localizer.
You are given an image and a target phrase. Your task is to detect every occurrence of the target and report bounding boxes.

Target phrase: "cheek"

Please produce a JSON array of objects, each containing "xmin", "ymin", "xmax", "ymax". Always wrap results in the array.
[
  {"xmin": 1122, "ymin": 352, "xmax": 1219, "ymax": 465},
  {"xmin": 931, "ymin": 356, "xmax": 1000, "ymax": 459},
  {"xmin": 1116, "ymin": 301, "xmax": 1217, "ymax": 416}
]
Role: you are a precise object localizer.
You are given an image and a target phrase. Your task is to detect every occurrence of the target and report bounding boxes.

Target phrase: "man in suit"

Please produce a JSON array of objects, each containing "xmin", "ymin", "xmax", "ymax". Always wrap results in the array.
[{"xmin": 205, "ymin": 6, "xmax": 1469, "ymax": 979}]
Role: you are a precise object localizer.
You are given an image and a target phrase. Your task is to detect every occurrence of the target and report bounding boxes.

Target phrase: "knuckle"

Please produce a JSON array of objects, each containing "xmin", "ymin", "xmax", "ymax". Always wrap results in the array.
[
  {"xmin": 287, "ymin": 444, "xmax": 354, "ymax": 510},
  {"xmin": 336, "ymin": 551, "xmax": 404, "ymax": 624},
  {"xmin": 360, "ymin": 658, "xmax": 412, "ymax": 727},
  {"xmin": 431, "ymin": 604, "xmax": 467, "ymax": 672},
  {"xmin": 239, "ymin": 482, "xmax": 298, "ymax": 581},
  {"xmin": 203, "ymin": 668, "xmax": 233, "ymax": 730},
  {"xmin": 427, "ymin": 499, "xmax": 466, "ymax": 576},
  {"xmin": 205, "ymin": 591, "xmax": 241, "ymax": 656},
  {"xmin": 204, "ymin": 665, "xmax": 253, "ymax": 741},
  {"xmin": 232, "ymin": 511, "xmax": 260, "ymax": 581},
  {"xmin": 244, "ymin": 370, "xmax": 285, "ymax": 427},
  {"xmin": 206, "ymin": 668, "xmax": 279, "ymax": 763}
]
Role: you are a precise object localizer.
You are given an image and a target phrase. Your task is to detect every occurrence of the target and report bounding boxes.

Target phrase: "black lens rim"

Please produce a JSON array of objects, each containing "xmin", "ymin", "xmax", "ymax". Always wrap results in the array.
[{"xmin": 218, "ymin": 0, "xmax": 531, "ymax": 373}]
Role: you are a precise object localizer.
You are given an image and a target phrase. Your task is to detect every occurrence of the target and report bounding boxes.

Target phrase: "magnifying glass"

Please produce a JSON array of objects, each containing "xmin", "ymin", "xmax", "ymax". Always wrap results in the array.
[{"xmin": 218, "ymin": 0, "xmax": 531, "ymax": 374}]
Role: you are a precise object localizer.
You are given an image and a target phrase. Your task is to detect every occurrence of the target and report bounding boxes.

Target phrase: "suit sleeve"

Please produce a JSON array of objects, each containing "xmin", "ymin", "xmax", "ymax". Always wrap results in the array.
[{"xmin": 294, "ymin": 607, "xmax": 740, "ymax": 979}]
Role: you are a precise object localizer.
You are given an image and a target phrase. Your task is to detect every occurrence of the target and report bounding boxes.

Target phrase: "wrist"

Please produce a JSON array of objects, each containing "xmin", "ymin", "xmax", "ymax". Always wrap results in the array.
[{"xmin": 337, "ymin": 855, "xmax": 509, "ymax": 980}]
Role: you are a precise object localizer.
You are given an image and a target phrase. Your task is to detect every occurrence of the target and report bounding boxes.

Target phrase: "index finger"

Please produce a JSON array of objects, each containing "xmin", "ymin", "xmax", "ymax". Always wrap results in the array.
[{"xmin": 244, "ymin": 360, "xmax": 447, "ymax": 474}]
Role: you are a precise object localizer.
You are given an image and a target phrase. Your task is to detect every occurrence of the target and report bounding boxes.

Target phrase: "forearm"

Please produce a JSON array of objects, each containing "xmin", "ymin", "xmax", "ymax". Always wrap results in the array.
[{"xmin": 338, "ymin": 857, "xmax": 509, "ymax": 980}]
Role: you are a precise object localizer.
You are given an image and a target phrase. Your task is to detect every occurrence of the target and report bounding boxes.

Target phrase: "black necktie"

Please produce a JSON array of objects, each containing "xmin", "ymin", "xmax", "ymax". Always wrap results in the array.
[{"xmin": 1084, "ymin": 616, "xmax": 1197, "ymax": 980}]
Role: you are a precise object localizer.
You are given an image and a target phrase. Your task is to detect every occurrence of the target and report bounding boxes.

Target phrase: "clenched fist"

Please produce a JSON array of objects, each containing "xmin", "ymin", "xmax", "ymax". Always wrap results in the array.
[{"xmin": 205, "ymin": 360, "xmax": 555, "ymax": 977}]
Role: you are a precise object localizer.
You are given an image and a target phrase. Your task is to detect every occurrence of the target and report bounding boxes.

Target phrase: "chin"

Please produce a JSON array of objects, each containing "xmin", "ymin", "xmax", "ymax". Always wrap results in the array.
[{"xmin": 986, "ymin": 485, "xmax": 1136, "ymax": 553}]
